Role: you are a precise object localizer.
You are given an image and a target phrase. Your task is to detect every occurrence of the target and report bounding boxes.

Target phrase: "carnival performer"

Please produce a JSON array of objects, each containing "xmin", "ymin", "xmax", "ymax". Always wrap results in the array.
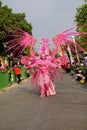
[
  {"xmin": 5, "ymin": 27, "xmax": 85, "ymax": 98},
  {"xmin": 29, "ymin": 55, "xmax": 57, "ymax": 97},
  {"xmin": 21, "ymin": 38, "xmax": 68, "ymax": 97}
]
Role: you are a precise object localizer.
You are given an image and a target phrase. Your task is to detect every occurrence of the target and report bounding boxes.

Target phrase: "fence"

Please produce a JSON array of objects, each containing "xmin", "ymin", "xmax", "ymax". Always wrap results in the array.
[{"xmin": 0, "ymin": 67, "xmax": 27, "ymax": 89}]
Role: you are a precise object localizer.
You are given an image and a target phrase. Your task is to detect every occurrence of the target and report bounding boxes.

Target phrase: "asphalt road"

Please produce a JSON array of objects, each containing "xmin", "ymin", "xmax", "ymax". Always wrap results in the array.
[{"xmin": 0, "ymin": 73, "xmax": 87, "ymax": 130}]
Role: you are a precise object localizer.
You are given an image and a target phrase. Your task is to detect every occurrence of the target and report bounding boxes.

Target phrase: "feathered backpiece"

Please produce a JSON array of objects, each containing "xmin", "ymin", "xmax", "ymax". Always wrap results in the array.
[
  {"xmin": 52, "ymin": 28, "xmax": 85, "ymax": 57},
  {"xmin": 38, "ymin": 38, "xmax": 50, "ymax": 56},
  {"xmin": 52, "ymin": 28, "xmax": 84, "ymax": 47},
  {"xmin": 5, "ymin": 27, "xmax": 86, "ymax": 60},
  {"xmin": 6, "ymin": 28, "xmax": 37, "ymax": 57}
]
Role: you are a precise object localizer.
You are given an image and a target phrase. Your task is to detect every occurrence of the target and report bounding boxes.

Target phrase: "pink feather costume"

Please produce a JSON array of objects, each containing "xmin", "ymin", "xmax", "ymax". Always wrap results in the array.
[
  {"xmin": 6, "ymin": 28, "xmax": 85, "ymax": 98},
  {"xmin": 30, "ymin": 56, "xmax": 57, "ymax": 97},
  {"xmin": 21, "ymin": 38, "xmax": 68, "ymax": 97}
]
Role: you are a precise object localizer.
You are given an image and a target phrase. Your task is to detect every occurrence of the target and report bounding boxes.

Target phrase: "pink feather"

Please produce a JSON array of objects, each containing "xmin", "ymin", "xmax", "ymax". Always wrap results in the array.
[{"xmin": 6, "ymin": 29, "xmax": 37, "ymax": 57}]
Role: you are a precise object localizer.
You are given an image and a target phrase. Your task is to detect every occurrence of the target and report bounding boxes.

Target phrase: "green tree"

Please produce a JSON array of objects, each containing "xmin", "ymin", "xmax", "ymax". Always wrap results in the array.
[
  {"xmin": 0, "ymin": 1, "xmax": 32, "ymax": 56},
  {"xmin": 75, "ymin": 1, "xmax": 87, "ymax": 51},
  {"xmin": 84, "ymin": 0, "xmax": 87, "ymax": 3}
]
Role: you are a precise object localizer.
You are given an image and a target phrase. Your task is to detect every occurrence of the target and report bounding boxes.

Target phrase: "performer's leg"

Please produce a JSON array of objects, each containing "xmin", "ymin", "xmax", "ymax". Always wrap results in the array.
[
  {"xmin": 17, "ymin": 74, "xmax": 21, "ymax": 84},
  {"xmin": 46, "ymin": 81, "xmax": 56, "ymax": 96},
  {"xmin": 40, "ymin": 85, "xmax": 45, "ymax": 98}
]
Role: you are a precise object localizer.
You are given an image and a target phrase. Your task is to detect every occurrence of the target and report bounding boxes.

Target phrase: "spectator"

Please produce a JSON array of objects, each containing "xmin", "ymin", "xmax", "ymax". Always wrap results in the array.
[
  {"xmin": 26, "ymin": 68, "xmax": 30, "ymax": 78},
  {"xmin": 74, "ymin": 70, "xmax": 83, "ymax": 81},
  {"xmin": 0, "ymin": 60, "xmax": 4, "ymax": 70},
  {"xmin": 84, "ymin": 56, "xmax": 87, "ymax": 66},
  {"xmin": 65, "ymin": 63, "xmax": 71, "ymax": 73},
  {"xmin": 13, "ymin": 64, "xmax": 21, "ymax": 84},
  {"xmin": 8, "ymin": 68, "xmax": 12, "ymax": 85},
  {"xmin": 8, "ymin": 68, "xmax": 14, "ymax": 85}
]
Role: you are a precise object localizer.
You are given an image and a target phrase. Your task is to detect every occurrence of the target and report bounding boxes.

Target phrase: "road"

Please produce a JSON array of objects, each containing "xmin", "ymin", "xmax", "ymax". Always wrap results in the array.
[{"xmin": 0, "ymin": 73, "xmax": 87, "ymax": 130}]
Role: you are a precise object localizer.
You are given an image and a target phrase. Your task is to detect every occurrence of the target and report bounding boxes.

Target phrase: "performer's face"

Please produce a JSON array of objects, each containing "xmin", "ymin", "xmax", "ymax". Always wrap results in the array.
[{"xmin": 41, "ymin": 55, "xmax": 46, "ymax": 60}]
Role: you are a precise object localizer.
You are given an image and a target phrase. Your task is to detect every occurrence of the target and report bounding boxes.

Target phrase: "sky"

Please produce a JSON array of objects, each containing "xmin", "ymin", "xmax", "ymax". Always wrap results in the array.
[{"xmin": 2, "ymin": 0, "xmax": 84, "ymax": 49}]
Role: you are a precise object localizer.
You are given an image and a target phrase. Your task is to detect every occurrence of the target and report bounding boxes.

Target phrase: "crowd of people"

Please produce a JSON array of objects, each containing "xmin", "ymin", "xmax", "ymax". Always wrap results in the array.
[
  {"xmin": 63, "ymin": 58, "xmax": 87, "ymax": 84},
  {"xmin": 0, "ymin": 59, "xmax": 31, "ymax": 85}
]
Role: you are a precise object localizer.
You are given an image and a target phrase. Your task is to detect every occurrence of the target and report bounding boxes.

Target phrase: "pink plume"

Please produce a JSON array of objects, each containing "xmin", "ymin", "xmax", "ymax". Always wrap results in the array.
[
  {"xmin": 52, "ymin": 28, "xmax": 85, "ymax": 47},
  {"xmin": 6, "ymin": 29, "xmax": 37, "ymax": 57}
]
